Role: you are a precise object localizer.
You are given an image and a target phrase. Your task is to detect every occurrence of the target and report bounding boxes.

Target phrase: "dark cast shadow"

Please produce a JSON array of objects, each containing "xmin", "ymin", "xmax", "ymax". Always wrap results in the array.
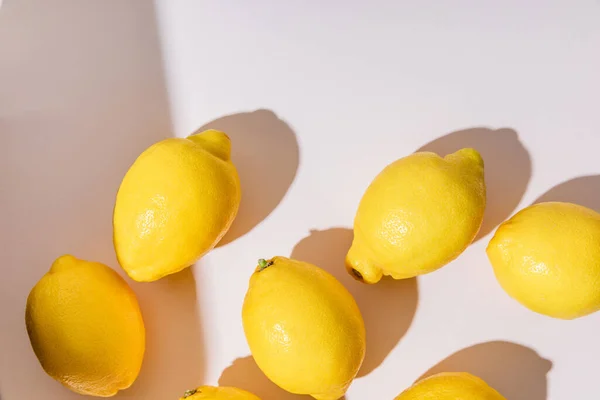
[
  {"xmin": 533, "ymin": 175, "xmax": 600, "ymax": 211},
  {"xmin": 121, "ymin": 268, "xmax": 203, "ymax": 399},
  {"xmin": 0, "ymin": 1, "xmax": 204, "ymax": 399},
  {"xmin": 196, "ymin": 110, "xmax": 300, "ymax": 246},
  {"xmin": 419, "ymin": 341, "xmax": 551, "ymax": 400},
  {"xmin": 417, "ymin": 127, "xmax": 531, "ymax": 241},
  {"xmin": 291, "ymin": 228, "xmax": 418, "ymax": 377},
  {"xmin": 219, "ymin": 356, "xmax": 312, "ymax": 400}
]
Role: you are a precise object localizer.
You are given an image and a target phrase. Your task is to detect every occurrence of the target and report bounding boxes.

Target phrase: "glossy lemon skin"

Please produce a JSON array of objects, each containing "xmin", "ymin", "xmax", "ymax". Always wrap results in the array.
[
  {"xmin": 25, "ymin": 255, "xmax": 145, "ymax": 397},
  {"xmin": 395, "ymin": 372, "xmax": 506, "ymax": 400},
  {"xmin": 113, "ymin": 130, "xmax": 241, "ymax": 282},
  {"xmin": 487, "ymin": 201, "xmax": 600, "ymax": 319},
  {"xmin": 347, "ymin": 148, "xmax": 485, "ymax": 283},
  {"xmin": 180, "ymin": 385, "xmax": 261, "ymax": 400},
  {"xmin": 242, "ymin": 257, "xmax": 365, "ymax": 400}
]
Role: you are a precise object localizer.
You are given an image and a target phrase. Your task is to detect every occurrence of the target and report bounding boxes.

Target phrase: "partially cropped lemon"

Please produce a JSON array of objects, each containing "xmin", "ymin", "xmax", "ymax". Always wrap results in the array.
[
  {"xmin": 113, "ymin": 130, "xmax": 241, "ymax": 282},
  {"xmin": 395, "ymin": 372, "xmax": 505, "ymax": 399},
  {"xmin": 242, "ymin": 257, "xmax": 365, "ymax": 400},
  {"xmin": 487, "ymin": 201, "xmax": 600, "ymax": 319},
  {"xmin": 346, "ymin": 148, "xmax": 485, "ymax": 283},
  {"xmin": 180, "ymin": 386, "xmax": 260, "ymax": 400},
  {"xmin": 25, "ymin": 255, "xmax": 145, "ymax": 397}
]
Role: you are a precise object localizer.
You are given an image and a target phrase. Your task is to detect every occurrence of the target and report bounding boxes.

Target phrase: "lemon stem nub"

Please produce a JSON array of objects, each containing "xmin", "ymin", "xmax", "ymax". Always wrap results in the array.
[
  {"xmin": 258, "ymin": 258, "xmax": 273, "ymax": 271},
  {"xmin": 183, "ymin": 389, "xmax": 197, "ymax": 398},
  {"xmin": 351, "ymin": 268, "xmax": 364, "ymax": 282}
]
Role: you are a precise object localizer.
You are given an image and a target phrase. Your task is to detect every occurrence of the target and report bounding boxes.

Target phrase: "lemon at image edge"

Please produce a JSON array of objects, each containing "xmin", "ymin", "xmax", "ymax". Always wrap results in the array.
[
  {"xmin": 180, "ymin": 385, "xmax": 261, "ymax": 399},
  {"xmin": 346, "ymin": 148, "xmax": 486, "ymax": 283},
  {"xmin": 113, "ymin": 129, "xmax": 241, "ymax": 282},
  {"xmin": 25, "ymin": 255, "xmax": 145, "ymax": 397},
  {"xmin": 487, "ymin": 201, "xmax": 600, "ymax": 319},
  {"xmin": 395, "ymin": 372, "xmax": 506, "ymax": 399},
  {"xmin": 242, "ymin": 257, "xmax": 365, "ymax": 400}
]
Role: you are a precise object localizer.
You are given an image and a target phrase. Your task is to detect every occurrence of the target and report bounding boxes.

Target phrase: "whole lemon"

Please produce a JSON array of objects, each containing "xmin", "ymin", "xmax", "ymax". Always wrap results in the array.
[
  {"xmin": 346, "ymin": 148, "xmax": 485, "ymax": 283},
  {"xmin": 25, "ymin": 255, "xmax": 145, "ymax": 397},
  {"xmin": 487, "ymin": 201, "xmax": 600, "ymax": 319},
  {"xmin": 395, "ymin": 372, "xmax": 505, "ymax": 399},
  {"xmin": 180, "ymin": 386, "xmax": 261, "ymax": 400},
  {"xmin": 242, "ymin": 257, "xmax": 365, "ymax": 400},
  {"xmin": 113, "ymin": 130, "xmax": 241, "ymax": 282}
]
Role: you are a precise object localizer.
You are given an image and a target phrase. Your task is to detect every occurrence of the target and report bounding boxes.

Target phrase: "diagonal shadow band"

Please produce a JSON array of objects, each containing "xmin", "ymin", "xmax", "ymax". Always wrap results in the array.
[
  {"xmin": 0, "ymin": 0, "xmax": 204, "ymax": 400},
  {"xmin": 533, "ymin": 175, "xmax": 600, "ymax": 211},
  {"xmin": 418, "ymin": 341, "xmax": 551, "ymax": 400},
  {"xmin": 417, "ymin": 127, "xmax": 531, "ymax": 241},
  {"xmin": 0, "ymin": 2, "xmax": 205, "ymax": 399},
  {"xmin": 196, "ymin": 110, "xmax": 300, "ymax": 246},
  {"xmin": 122, "ymin": 268, "xmax": 203, "ymax": 399},
  {"xmin": 291, "ymin": 228, "xmax": 418, "ymax": 377}
]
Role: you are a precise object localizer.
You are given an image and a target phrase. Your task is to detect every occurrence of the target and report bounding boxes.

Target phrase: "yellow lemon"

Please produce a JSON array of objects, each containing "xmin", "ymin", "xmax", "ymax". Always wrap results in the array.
[
  {"xmin": 242, "ymin": 257, "xmax": 365, "ymax": 400},
  {"xmin": 113, "ymin": 129, "xmax": 241, "ymax": 282},
  {"xmin": 180, "ymin": 386, "xmax": 261, "ymax": 400},
  {"xmin": 395, "ymin": 372, "xmax": 505, "ymax": 399},
  {"xmin": 25, "ymin": 255, "xmax": 145, "ymax": 397},
  {"xmin": 487, "ymin": 201, "xmax": 600, "ymax": 319},
  {"xmin": 346, "ymin": 148, "xmax": 485, "ymax": 283}
]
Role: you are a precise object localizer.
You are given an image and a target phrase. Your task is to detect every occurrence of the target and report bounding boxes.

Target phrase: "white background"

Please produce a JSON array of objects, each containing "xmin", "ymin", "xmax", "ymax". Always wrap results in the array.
[{"xmin": 2, "ymin": 1, "xmax": 600, "ymax": 399}]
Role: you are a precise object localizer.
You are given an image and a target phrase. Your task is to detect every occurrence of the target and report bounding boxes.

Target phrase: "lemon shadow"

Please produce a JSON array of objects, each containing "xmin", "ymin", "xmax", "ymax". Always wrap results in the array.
[
  {"xmin": 419, "ymin": 341, "xmax": 551, "ymax": 400},
  {"xmin": 123, "ymin": 268, "xmax": 203, "ymax": 399},
  {"xmin": 417, "ymin": 128, "xmax": 531, "ymax": 241},
  {"xmin": 219, "ymin": 356, "xmax": 312, "ymax": 400},
  {"xmin": 290, "ymin": 228, "xmax": 418, "ymax": 377},
  {"xmin": 196, "ymin": 110, "xmax": 300, "ymax": 246},
  {"xmin": 533, "ymin": 175, "xmax": 600, "ymax": 211},
  {"xmin": 0, "ymin": 1, "xmax": 204, "ymax": 399}
]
